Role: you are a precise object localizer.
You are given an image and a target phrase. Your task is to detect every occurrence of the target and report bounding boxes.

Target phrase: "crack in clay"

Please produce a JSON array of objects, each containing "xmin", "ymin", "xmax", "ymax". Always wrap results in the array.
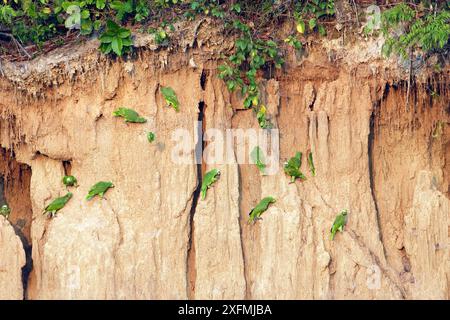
[
  {"xmin": 19, "ymin": 236, "xmax": 33, "ymax": 300},
  {"xmin": 368, "ymin": 105, "xmax": 387, "ymax": 261},
  {"xmin": 347, "ymin": 230, "xmax": 407, "ymax": 299},
  {"xmin": 236, "ymin": 164, "xmax": 250, "ymax": 299},
  {"xmin": 186, "ymin": 101, "xmax": 206, "ymax": 299},
  {"xmin": 0, "ymin": 149, "xmax": 34, "ymax": 300},
  {"xmin": 111, "ymin": 204, "xmax": 124, "ymax": 298}
]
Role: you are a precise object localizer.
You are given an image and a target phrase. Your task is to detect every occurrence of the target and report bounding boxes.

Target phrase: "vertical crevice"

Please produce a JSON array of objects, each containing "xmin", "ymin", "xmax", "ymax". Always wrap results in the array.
[
  {"xmin": 368, "ymin": 104, "xmax": 387, "ymax": 260},
  {"xmin": 236, "ymin": 164, "xmax": 250, "ymax": 300},
  {"xmin": 0, "ymin": 148, "xmax": 33, "ymax": 299},
  {"xmin": 200, "ymin": 69, "xmax": 208, "ymax": 91},
  {"xmin": 20, "ymin": 241, "xmax": 33, "ymax": 300},
  {"xmin": 187, "ymin": 101, "xmax": 206, "ymax": 299}
]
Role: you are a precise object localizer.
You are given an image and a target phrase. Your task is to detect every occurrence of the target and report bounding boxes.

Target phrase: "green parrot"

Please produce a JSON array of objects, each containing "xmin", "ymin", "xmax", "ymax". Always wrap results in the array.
[
  {"xmin": 62, "ymin": 175, "xmax": 78, "ymax": 187},
  {"xmin": 250, "ymin": 146, "xmax": 266, "ymax": 174},
  {"xmin": 86, "ymin": 181, "xmax": 114, "ymax": 200},
  {"xmin": 284, "ymin": 152, "xmax": 306, "ymax": 182},
  {"xmin": 330, "ymin": 209, "xmax": 348, "ymax": 240},
  {"xmin": 113, "ymin": 107, "xmax": 147, "ymax": 123},
  {"xmin": 308, "ymin": 151, "xmax": 316, "ymax": 176},
  {"xmin": 248, "ymin": 196, "xmax": 276, "ymax": 224},
  {"xmin": 0, "ymin": 204, "xmax": 11, "ymax": 219},
  {"xmin": 201, "ymin": 169, "xmax": 220, "ymax": 200},
  {"xmin": 147, "ymin": 132, "xmax": 156, "ymax": 143},
  {"xmin": 43, "ymin": 192, "xmax": 73, "ymax": 218},
  {"xmin": 161, "ymin": 86, "xmax": 180, "ymax": 111}
]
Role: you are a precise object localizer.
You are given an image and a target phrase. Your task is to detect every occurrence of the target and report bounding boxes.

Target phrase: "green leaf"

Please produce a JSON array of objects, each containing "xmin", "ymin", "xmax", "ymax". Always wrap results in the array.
[
  {"xmin": 96, "ymin": 0, "xmax": 106, "ymax": 9},
  {"xmin": 231, "ymin": 4, "xmax": 241, "ymax": 13},
  {"xmin": 80, "ymin": 18, "xmax": 93, "ymax": 35},
  {"xmin": 226, "ymin": 80, "xmax": 236, "ymax": 91},
  {"xmin": 118, "ymin": 29, "xmax": 131, "ymax": 38},
  {"xmin": 111, "ymin": 37, "xmax": 123, "ymax": 56},
  {"xmin": 236, "ymin": 38, "xmax": 248, "ymax": 51},
  {"xmin": 296, "ymin": 20, "xmax": 305, "ymax": 34},
  {"xmin": 318, "ymin": 25, "xmax": 326, "ymax": 36},
  {"xmin": 100, "ymin": 43, "xmax": 112, "ymax": 54},
  {"xmin": 121, "ymin": 37, "xmax": 132, "ymax": 46},
  {"xmin": 99, "ymin": 35, "xmax": 114, "ymax": 43},
  {"xmin": 106, "ymin": 19, "xmax": 120, "ymax": 32},
  {"xmin": 81, "ymin": 9, "xmax": 90, "ymax": 19},
  {"xmin": 309, "ymin": 18, "xmax": 317, "ymax": 30},
  {"xmin": 93, "ymin": 20, "xmax": 102, "ymax": 31}
]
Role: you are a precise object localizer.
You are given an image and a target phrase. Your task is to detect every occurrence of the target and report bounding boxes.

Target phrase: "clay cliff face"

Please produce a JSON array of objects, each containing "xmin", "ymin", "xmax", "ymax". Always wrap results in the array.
[{"xmin": 0, "ymin": 22, "xmax": 448, "ymax": 299}]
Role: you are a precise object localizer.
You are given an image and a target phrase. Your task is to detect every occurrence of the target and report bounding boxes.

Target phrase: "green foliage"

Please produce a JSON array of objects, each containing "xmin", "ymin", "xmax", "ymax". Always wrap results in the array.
[
  {"xmin": 256, "ymin": 105, "xmax": 272, "ymax": 129},
  {"xmin": 0, "ymin": 0, "xmax": 140, "ymax": 50},
  {"xmin": 218, "ymin": 23, "xmax": 283, "ymax": 119},
  {"xmin": 0, "ymin": 4, "xmax": 17, "ymax": 24},
  {"xmin": 110, "ymin": 0, "xmax": 134, "ymax": 21},
  {"xmin": 381, "ymin": 3, "xmax": 415, "ymax": 33},
  {"xmin": 161, "ymin": 86, "xmax": 180, "ymax": 111},
  {"xmin": 154, "ymin": 0, "xmax": 180, "ymax": 8},
  {"xmin": 148, "ymin": 21, "xmax": 174, "ymax": 45},
  {"xmin": 183, "ymin": 0, "xmax": 225, "ymax": 20},
  {"xmin": 284, "ymin": 34, "xmax": 302, "ymax": 50},
  {"xmin": 294, "ymin": 0, "xmax": 334, "ymax": 36},
  {"xmin": 381, "ymin": 3, "xmax": 450, "ymax": 58},
  {"xmin": 134, "ymin": 0, "xmax": 150, "ymax": 22},
  {"xmin": 99, "ymin": 20, "xmax": 133, "ymax": 56}
]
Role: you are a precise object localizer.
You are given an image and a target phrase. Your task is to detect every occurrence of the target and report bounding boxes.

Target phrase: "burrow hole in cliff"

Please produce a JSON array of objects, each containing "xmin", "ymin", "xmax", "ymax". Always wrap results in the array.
[{"xmin": 0, "ymin": 148, "xmax": 33, "ymax": 299}]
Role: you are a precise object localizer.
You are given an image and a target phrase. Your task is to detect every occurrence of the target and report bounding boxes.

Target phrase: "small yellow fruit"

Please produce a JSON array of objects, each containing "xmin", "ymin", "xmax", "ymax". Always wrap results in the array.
[
  {"xmin": 296, "ymin": 22, "xmax": 305, "ymax": 34},
  {"xmin": 259, "ymin": 105, "xmax": 266, "ymax": 114}
]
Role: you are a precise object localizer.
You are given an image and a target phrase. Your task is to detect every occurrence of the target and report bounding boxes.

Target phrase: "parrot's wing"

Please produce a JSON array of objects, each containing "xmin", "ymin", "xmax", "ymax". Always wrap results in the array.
[{"xmin": 86, "ymin": 191, "xmax": 96, "ymax": 200}]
